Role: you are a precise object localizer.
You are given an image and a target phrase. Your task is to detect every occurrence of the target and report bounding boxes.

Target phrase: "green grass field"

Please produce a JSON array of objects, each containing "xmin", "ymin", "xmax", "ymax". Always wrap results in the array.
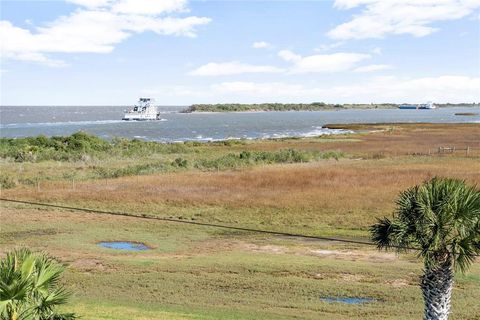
[
  {"xmin": 1, "ymin": 124, "xmax": 479, "ymax": 319},
  {"xmin": 2, "ymin": 205, "xmax": 479, "ymax": 319}
]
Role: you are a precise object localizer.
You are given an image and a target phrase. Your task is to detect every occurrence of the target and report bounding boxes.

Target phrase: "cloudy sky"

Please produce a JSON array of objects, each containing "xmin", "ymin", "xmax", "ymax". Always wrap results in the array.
[{"xmin": 1, "ymin": 0, "xmax": 479, "ymax": 105}]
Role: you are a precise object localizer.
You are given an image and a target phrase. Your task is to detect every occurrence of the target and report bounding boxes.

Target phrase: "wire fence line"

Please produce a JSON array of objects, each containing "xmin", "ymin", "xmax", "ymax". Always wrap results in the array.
[
  {"xmin": 1, "ymin": 197, "xmax": 479, "ymax": 257},
  {"xmin": 0, "ymin": 197, "xmax": 376, "ymax": 245}
]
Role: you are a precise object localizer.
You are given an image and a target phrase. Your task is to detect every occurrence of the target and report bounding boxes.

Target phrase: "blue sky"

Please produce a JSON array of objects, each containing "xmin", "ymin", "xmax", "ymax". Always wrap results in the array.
[{"xmin": 1, "ymin": 0, "xmax": 479, "ymax": 105}]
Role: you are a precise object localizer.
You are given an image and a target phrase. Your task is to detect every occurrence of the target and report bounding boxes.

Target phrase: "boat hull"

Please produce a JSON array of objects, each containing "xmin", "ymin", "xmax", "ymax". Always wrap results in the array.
[
  {"xmin": 122, "ymin": 113, "xmax": 162, "ymax": 121},
  {"xmin": 399, "ymin": 102, "xmax": 436, "ymax": 110},
  {"xmin": 122, "ymin": 116, "xmax": 159, "ymax": 121}
]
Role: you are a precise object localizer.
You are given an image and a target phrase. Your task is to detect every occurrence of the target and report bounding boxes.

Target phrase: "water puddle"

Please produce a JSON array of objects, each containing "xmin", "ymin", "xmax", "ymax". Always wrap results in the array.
[
  {"xmin": 321, "ymin": 297, "xmax": 377, "ymax": 304},
  {"xmin": 97, "ymin": 241, "xmax": 150, "ymax": 251}
]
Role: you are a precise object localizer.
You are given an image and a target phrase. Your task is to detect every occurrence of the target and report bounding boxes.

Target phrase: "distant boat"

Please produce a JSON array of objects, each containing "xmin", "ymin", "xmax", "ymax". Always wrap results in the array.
[
  {"xmin": 398, "ymin": 104, "xmax": 418, "ymax": 110},
  {"xmin": 423, "ymin": 101, "xmax": 436, "ymax": 109},
  {"xmin": 399, "ymin": 101, "xmax": 436, "ymax": 110},
  {"xmin": 122, "ymin": 98, "xmax": 163, "ymax": 121}
]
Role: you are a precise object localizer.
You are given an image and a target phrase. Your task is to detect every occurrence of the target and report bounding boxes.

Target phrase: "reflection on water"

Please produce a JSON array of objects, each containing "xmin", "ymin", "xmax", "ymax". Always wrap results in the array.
[{"xmin": 97, "ymin": 241, "xmax": 150, "ymax": 251}]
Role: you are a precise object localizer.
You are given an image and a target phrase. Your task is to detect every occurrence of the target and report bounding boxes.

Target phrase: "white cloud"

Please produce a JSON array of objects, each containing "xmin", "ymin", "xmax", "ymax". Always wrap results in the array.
[
  {"xmin": 329, "ymin": 0, "xmax": 480, "ymax": 40},
  {"xmin": 145, "ymin": 76, "xmax": 480, "ymax": 103},
  {"xmin": 66, "ymin": 0, "xmax": 112, "ymax": 8},
  {"xmin": 314, "ymin": 42, "xmax": 344, "ymax": 52},
  {"xmin": 189, "ymin": 61, "xmax": 284, "ymax": 76},
  {"xmin": 191, "ymin": 49, "xmax": 372, "ymax": 76},
  {"xmin": 211, "ymin": 81, "xmax": 304, "ymax": 95},
  {"xmin": 111, "ymin": 0, "xmax": 188, "ymax": 15},
  {"xmin": 340, "ymin": 75, "xmax": 480, "ymax": 102},
  {"xmin": 278, "ymin": 50, "xmax": 370, "ymax": 73},
  {"xmin": 354, "ymin": 64, "xmax": 393, "ymax": 72},
  {"xmin": 252, "ymin": 41, "xmax": 271, "ymax": 49},
  {"xmin": 372, "ymin": 47, "xmax": 382, "ymax": 55},
  {"xmin": 278, "ymin": 50, "xmax": 302, "ymax": 63},
  {"xmin": 0, "ymin": 0, "xmax": 211, "ymax": 66},
  {"xmin": 67, "ymin": 0, "xmax": 187, "ymax": 13}
]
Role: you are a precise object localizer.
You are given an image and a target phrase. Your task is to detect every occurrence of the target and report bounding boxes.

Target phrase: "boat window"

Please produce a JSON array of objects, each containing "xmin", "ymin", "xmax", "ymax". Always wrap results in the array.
[
  {"xmin": 133, "ymin": 107, "xmax": 138, "ymax": 111},
  {"xmin": 142, "ymin": 107, "xmax": 146, "ymax": 111}
]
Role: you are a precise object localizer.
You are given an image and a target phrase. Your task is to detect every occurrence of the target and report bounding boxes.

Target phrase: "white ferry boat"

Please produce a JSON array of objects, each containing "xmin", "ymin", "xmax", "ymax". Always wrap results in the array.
[{"xmin": 122, "ymin": 98, "xmax": 162, "ymax": 121}]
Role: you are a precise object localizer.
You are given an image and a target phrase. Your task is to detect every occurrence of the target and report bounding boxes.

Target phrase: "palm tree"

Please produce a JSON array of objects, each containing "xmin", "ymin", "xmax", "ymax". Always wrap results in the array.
[
  {"xmin": 0, "ymin": 248, "xmax": 77, "ymax": 320},
  {"xmin": 370, "ymin": 177, "xmax": 480, "ymax": 320}
]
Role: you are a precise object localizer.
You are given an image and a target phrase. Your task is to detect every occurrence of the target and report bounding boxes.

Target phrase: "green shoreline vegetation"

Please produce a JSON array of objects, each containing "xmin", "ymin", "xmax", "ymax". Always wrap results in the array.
[
  {"xmin": 0, "ymin": 132, "xmax": 345, "ymax": 189},
  {"xmin": 182, "ymin": 102, "xmax": 479, "ymax": 113}
]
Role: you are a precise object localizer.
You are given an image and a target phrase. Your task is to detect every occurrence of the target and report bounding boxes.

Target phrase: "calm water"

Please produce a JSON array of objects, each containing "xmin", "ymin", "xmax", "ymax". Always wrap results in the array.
[
  {"xmin": 321, "ymin": 297, "xmax": 377, "ymax": 304},
  {"xmin": 1, "ymin": 106, "xmax": 478, "ymax": 141},
  {"xmin": 97, "ymin": 241, "xmax": 150, "ymax": 251}
]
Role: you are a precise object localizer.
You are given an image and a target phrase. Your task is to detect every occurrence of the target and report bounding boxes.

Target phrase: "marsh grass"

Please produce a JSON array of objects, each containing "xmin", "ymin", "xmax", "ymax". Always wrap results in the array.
[{"xmin": 1, "ymin": 124, "xmax": 480, "ymax": 319}]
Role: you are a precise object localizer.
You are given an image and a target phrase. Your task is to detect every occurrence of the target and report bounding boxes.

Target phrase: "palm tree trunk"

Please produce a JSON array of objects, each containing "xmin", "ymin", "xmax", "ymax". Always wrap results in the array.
[{"xmin": 421, "ymin": 261, "xmax": 453, "ymax": 320}]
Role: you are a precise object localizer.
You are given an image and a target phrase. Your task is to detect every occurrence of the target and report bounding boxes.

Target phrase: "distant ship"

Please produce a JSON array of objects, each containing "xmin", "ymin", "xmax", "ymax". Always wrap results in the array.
[
  {"xmin": 122, "ymin": 98, "xmax": 163, "ymax": 121},
  {"xmin": 398, "ymin": 101, "xmax": 436, "ymax": 110}
]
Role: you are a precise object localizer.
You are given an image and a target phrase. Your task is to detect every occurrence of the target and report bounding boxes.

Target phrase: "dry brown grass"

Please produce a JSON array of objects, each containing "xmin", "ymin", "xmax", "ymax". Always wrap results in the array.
[
  {"xmin": 2, "ymin": 124, "xmax": 479, "ymax": 233},
  {"xmin": 5, "ymin": 157, "xmax": 479, "ymax": 230},
  {"xmin": 243, "ymin": 123, "xmax": 480, "ymax": 157}
]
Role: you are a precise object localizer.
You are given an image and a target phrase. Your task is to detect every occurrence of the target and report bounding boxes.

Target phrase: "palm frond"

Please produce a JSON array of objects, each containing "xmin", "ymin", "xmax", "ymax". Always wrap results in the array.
[
  {"xmin": 0, "ymin": 248, "xmax": 77, "ymax": 320},
  {"xmin": 371, "ymin": 177, "xmax": 480, "ymax": 272}
]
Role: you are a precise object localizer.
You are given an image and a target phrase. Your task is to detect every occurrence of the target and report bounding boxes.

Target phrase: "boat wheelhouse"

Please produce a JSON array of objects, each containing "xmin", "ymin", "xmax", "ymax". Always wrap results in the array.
[{"xmin": 122, "ymin": 98, "xmax": 162, "ymax": 121}]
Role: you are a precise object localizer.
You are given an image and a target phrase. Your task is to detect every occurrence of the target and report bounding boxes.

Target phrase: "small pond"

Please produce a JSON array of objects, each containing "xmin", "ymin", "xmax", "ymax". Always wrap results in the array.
[
  {"xmin": 321, "ymin": 297, "xmax": 377, "ymax": 304},
  {"xmin": 97, "ymin": 241, "xmax": 150, "ymax": 251}
]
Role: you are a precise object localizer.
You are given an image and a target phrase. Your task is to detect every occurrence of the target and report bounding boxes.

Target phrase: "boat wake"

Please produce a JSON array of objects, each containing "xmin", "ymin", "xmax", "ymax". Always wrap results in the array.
[
  {"xmin": 164, "ymin": 127, "xmax": 352, "ymax": 143},
  {"xmin": 0, "ymin": 120, "xmax": 130, "ymax": 129},
  {"xmin": 261, "ymin": 127, "xmax": 352, "ymax": 139}
]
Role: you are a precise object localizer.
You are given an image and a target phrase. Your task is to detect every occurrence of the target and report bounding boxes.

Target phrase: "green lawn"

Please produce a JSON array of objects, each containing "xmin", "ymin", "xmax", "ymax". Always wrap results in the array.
[{"xmin": 1, "ymin": 204, "xmax": 479, "ymax": 319}]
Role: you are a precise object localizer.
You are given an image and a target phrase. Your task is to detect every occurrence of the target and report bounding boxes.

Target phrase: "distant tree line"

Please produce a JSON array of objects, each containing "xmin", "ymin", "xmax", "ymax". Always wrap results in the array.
[
  {"xmin": 182, "ymin": 102, "xmax": 478, "ymax": 113},
  {"xmin": 183, "ymin": 103, "xmax": 397, "ymax": 113}
]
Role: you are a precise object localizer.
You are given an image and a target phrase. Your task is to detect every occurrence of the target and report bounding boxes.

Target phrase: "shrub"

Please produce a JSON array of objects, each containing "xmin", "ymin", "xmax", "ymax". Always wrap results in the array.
[
  {"xmin": 14, "ymin": 146, "xmax": 39, "ymax": 162},
  {"xmin": 183, "ymin": 141, "xmax": 203, "ymax": 147},
  {"xmin": 172, "ymin": 157, "xmax": 188, "ymax": 168},
  {"xmin": 321, "ymin": 151, "xmax": 345, "ymax": 161},
  {"xmin": 370, "ymin": 152, "xmax": 385, "ymax": 160},
  {"xmin": 93, "ymin": 161, "xmax": 171, "ymax": 179},
  {"xmin": 194, "ymin": 149, "xmax": 319, "ymax": 170},
  {"xmin": 0, "ymin": 132, "xmax": 192, "ymax": 162},
  {"xmin": 0, "ymin": 174, "xmax": 16, "ymax": 189}
]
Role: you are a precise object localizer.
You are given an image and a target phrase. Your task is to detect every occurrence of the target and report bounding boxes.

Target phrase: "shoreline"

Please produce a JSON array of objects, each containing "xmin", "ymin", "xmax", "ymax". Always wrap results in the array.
[
  {"xmin": 183, "ymin": 106, "xmax": 395, "ymax": 113},
  {"xmin": 182, "ymin": 104, "xmax": 478, "ymax": 113},
  {"xmin": 183, "ymin": 105, "xmax": 479, "ymax": 114}
]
